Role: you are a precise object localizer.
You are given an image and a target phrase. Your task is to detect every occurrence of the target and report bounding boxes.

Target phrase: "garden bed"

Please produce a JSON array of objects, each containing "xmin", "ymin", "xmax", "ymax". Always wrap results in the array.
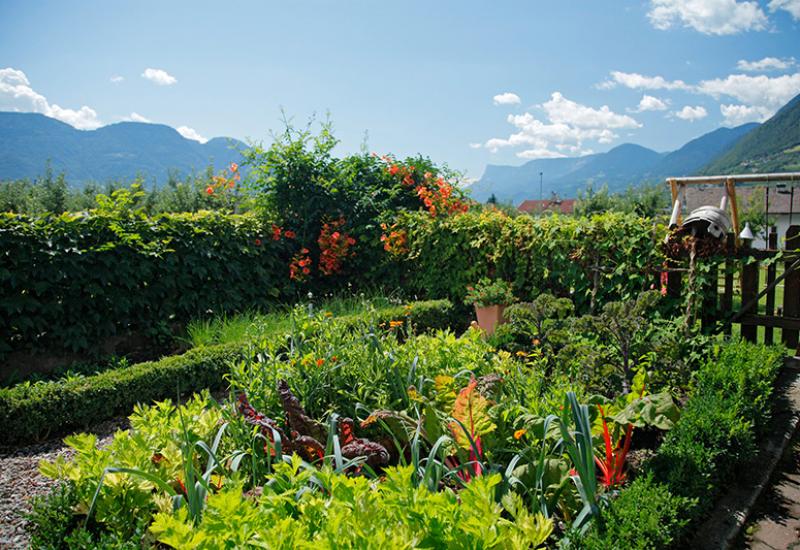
[{"xmin": 16, "ymin": 289, "xmax": 787, "ymax": 549}]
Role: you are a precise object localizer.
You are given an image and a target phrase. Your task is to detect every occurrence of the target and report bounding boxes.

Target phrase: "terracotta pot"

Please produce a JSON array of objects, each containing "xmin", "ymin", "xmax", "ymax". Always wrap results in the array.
[{"xmin": 474, "ymin": 304, "xmax": 507, "ymax": 336}]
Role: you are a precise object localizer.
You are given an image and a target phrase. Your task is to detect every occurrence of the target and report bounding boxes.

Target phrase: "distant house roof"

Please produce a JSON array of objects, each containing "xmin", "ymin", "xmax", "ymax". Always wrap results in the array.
[{"xmin": 518, "ymin": 198, "xmax": 576, "ymax": 214}]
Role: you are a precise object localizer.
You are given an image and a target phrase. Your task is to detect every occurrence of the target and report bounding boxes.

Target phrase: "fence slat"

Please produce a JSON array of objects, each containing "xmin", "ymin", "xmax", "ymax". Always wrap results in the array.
[
  {"xmin": 722, "ymin": 234, "xmax": 734, "ymax": 336},
  {"xmin": 765, "ymin": 227, "xmax": 778, "ymax": 344},
  {"xmin": 783, "ymin": 226, "xmax": 800, "ymax": 348},
  {"xmin": 741, "ymin": 258, "xmax": 759, "ymax": 343}
]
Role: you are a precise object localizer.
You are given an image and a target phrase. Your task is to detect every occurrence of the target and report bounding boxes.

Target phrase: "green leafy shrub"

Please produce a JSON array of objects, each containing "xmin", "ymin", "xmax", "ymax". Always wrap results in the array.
[
  {"xmin": 464, "ymin": 278, "xmax": 515, "ymax": 307},
  {"xmin": 0, "ymin": 300, "xmax": 456, "ymax": 445},
  {"xmin": 578, "ymin": 475, "xmax": 693, "ymax": 550},
  {"xmin": 0, "ymin": 342, "xmax": 242, "ymax": 444},
  {"xmin": 0, "ymin": 210, "xmax": 289, "ymax": 356},
  {"xmin": 653, "ymin": 392, "xmax": 754, "ymax": 508},
  {"xmin": 694, "ymin": 340, "xmax": 783, "ymax": 433},
  {"xmin": 397, "ymin": 209, "xmax": 666, "ymax": 313},
  {"xmin": 25, "ymin": 483, "xmax": 80, "ymax": 549}
]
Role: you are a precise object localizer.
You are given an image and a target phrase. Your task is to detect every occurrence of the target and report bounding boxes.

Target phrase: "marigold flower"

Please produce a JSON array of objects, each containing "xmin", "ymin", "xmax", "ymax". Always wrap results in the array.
[
  {"xmin": 206, "ymin": 186, "xmax": 214, "ymax": 195},
  {"xmin": 389, "ymin": 320, "xmax": 403, "ymax": 328},
  {"xmin": 513, "ymin": 429, "xmax": 527, "ymax": 440},
  {"xmin": 316, "ymin": 358, "xmax": 325, "ymax": 367}
]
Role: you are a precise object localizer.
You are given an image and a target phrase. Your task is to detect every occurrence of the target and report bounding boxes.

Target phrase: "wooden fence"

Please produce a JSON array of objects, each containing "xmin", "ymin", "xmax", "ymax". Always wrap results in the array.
[{"xmin": 667, "ymin": 225, "xmax": 800, "ymax": 351}]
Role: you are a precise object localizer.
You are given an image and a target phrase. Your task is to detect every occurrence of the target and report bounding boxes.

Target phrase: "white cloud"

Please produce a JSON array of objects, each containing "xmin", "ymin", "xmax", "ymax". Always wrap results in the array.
[
  {"xmin": 769, "ymin": 0, "xmax": 800, "ymax": 19},
  {"xmin": 719, "ymin": 103, "xmax": 774, "ymax": 125},
  {"xmin": 110, "ymin": 75, "xmax": 124, "ymax": 84},
  {"xmin": 541, "ymin": 92, "xmax": 642, "ymax": 129},
  {"xmin": 631, "ymin": 94, "xmax": 669, "ymax": 112},
  {"xmin": 736, "ymin": 57, "xmax": 796, "ymax": 72},
  {"xmin": 674, "ymin": 105, "xmax": 708, "ymax": 121},
  {"xmin": 177, "ymin": 125, "xmax": 207, "ymax": 143},
  {"xmin": 493, "ymin": 92, "xmax": 521, "ymax": 105},
  {"xmin": 647, "ymin": 0, "xmax": 768, "ymax": 35},
  {"xmin": 126, "ymin": 112, "xmax": 151, "ymax": 123},
  {"xmin": 468, "ymin": 142, "xmax": 482, "ymax": 149},
  {"xmin": 697, "ymin": 72, "xmax": 800, "ymax": 111},
  {"xmin": 141, "ymin": 68, "xmax": 177, "ymax": 86},
  {"xmin": 0, "ymin": 67, "xmax": 102, "ymax": 130},
  {"xmin": 600, "ymin": 71, "xmax": 691, "ymax": 91},
  {"xmin": 483, "ymin": 93, "xmax": 639, "ymax": 159}
]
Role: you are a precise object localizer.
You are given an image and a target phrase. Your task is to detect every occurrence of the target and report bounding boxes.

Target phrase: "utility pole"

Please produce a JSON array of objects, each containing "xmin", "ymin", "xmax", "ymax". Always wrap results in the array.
[{"xmin": 539, "ymin": 172, "xmax": 543, "ymax": 202}]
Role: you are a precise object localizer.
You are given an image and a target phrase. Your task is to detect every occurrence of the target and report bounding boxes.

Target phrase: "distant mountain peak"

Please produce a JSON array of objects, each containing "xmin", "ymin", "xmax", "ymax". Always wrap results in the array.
[{"xmin": 0, "ymin": 112, "xmax": 246, "ymax": 185}]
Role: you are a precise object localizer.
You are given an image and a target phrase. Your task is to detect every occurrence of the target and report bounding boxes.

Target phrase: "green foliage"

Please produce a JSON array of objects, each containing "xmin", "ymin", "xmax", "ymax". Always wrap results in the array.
[
  {"xmin": 398, "ymin": 209, "xmax": 665, "ymax": 313},
  {"xmin": 25, "ymin": 483, "xmax": 80, "ymax": 549},
  {"xmin": 575, "ymin": 182, "xmax": 670, "ymax": 219},
  {"xmin": 148, "ymin": 466, "xmax": 552, "ymax": 548},
  {"xmin": 578, "ymin": 475, "xmax": 693, "ymax": 550},
  {"xmin": 242, "ymin": 120, "xmax": 459, "ymax": 291},
  {"xmin": 0, "ymin": 210, "xmax": 289, "ymax": 356},
  {"xmin": 464, "ymin": 277, "xmax": 515, "ymax": 307},
  {"xmin": 0, "ymin": 342, "xmax": 241, "ymax": 445},
  {"xmin": 649, "ymin": 340, "xmax": 782, "ymax": 521},
  {"xmin": 0, "ymin": 300, "xmax": 455, "ymax": 445}
]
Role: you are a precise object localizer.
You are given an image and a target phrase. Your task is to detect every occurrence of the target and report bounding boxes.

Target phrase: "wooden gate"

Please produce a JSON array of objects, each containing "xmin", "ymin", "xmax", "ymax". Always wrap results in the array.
[{"xmin": 669, "ymin": 225, "xmax": 800, "ymax": 350}]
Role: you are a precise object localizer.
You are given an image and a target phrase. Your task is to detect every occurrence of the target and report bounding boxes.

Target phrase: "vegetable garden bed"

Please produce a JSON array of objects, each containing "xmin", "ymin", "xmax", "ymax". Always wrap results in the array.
[{"xmin": 16, "ymin": 289, "xmax": 787, "ymax": 549}]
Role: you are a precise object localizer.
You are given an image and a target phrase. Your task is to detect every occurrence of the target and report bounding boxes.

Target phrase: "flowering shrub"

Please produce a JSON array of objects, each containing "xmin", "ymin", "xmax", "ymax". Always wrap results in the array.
[
  {"xmin": 464, "ymin": 278, "xmax": 515, "ymax": 307},
  {"xmin": 379, "ymin": 155, "xmax": 471, "ymax": 217},
  {"xmin": 317, "ymin": 217, "xmax": 356, "ymax": 276}
]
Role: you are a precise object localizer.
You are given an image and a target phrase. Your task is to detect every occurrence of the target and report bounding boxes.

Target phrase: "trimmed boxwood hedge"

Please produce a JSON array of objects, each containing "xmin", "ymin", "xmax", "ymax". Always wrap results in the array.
[
  {"xmin": 0, "ymin": 299, "xmax": 458, "ymax": 445},
  {"xmin": 580, "ymin": 340, "xmax": 784, "ymax": 548}
]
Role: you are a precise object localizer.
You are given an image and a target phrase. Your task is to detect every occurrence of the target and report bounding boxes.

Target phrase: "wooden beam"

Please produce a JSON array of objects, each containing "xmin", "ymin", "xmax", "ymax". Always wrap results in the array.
[
  {"xmin": 665, "ymin": 172, "xmax": 800, "ymax": 186},
  {"xmin": 739, "ymin": 314, "xmax": 800, "ymax": 331}
]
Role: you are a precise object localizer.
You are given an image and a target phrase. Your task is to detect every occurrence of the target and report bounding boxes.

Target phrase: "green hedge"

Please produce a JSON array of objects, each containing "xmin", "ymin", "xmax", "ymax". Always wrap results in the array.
[
  {"xmin": 582, "ymin": 340, "xmax": 783, "ymax": 548},
  {"xmin": 0, "ymin": 299, "xmax": 456, "ymax": 445},
  {"xmin": 399, "ymin": 210, "xmax": 665, "ymax": 312},
  {"xmin": 0, "ymin": 211, "xmax": 290, "ymax": 356}
]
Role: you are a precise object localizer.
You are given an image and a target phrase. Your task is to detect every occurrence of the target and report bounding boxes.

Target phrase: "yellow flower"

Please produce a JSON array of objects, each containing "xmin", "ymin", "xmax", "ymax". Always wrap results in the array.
[
  {"xmin": 389, "ymin": 320, "xmax": 404, "ymax": 328},
  {"xmin": 514, "ymin": 428, "xmax": 527, "ymax": 440},
  {"xmin": 515, "ymin": 351, "xmax": 527, "ymax": 357},
  {"xmin": 324, "ymin": 311, "xmax": 333, "ymax": 318}
]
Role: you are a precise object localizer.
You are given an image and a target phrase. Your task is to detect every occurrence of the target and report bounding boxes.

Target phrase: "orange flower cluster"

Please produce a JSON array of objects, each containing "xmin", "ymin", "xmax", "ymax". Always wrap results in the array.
[
  {"xmin": 205, "ymin": 162, "xmax": 241, "ymax": 196},
  {"xmin": 317, "ymin": 217, "xmax": 356, "ymax": 276},
  {"xmin": 380, "ymin": 223, "xmax": 408, "ymax": 256},
  {"xmin": 380, "ymin": 156, "xmax": 469, "ymax": 217},
  {"xmin": 289, "ymin": 248, "xmax": 312, "ymax": 281}
]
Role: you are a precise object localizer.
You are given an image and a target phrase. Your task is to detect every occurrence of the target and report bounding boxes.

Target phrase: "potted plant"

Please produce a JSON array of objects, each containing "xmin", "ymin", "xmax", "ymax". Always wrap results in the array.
[{"xmin": 465, "ymin": 278, "xmax": 515, "ymax": 335}]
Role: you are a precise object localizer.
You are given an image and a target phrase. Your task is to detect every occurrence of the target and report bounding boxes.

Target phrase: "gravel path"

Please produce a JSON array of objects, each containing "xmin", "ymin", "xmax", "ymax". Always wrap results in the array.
[{"xmin": 0, "ymin": 418, "xmax": 129, "ymax": 549}]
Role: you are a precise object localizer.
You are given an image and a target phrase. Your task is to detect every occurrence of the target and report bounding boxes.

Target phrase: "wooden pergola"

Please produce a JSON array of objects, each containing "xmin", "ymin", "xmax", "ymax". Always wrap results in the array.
[{"xmin": 667, "ymin": 172, "xmax": 800, "ymax": 246}]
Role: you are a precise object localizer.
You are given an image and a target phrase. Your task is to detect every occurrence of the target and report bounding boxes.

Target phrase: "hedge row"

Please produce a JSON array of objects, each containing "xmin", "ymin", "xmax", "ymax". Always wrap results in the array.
[
  {"xmin": 0, "ymin": 299, "xmax": 456, "ymax": 445},
  {"xmin": 2, "ymin": 209, "xmax": 665, "ymax": 357},
  {"xmin": 0, "ymin": 211, "xmax": 291, "ymax": 356},
  {"xmin": 581, "ymin": 340, "xmax": 784, "ymax": 548},
  {"xmin": 399, "ymin": 210, "xmax": 665, "ymax": 313}
]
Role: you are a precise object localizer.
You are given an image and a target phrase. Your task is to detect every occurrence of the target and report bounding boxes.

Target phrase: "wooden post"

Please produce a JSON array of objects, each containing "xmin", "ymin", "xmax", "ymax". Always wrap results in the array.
[
  {"xmin": 783, "ymin": 225, "xmax": 800, "ymax": 348},
  {"xmin": 741, "ymin": 258, "xmax": 759, "ymax": 342},
  {"xmin": 702, "ymin": 262, "xmax": 718, "ymax": 333},
  {"xmin": 765, "ymin": 227, "xmax": 778, "ymax": 344},
  {"xmin": 669, "ymin": 179, "xmax": 681, "ymax": 224},
  {"xmin": 726, "ymin": 179, "xmax": 741, "ymax": 247},
  {"xmin": 722, "ymin": 233, "xmax": 734, "ymax": 336}
]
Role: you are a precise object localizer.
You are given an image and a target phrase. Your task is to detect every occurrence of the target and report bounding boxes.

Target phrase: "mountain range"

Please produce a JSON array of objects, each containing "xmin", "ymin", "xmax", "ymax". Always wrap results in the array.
[
  {"xmin": 0, "ymin": 112, "xmax": 246, "ymax": 185},
  {"xmin": 1, "ymin": 91, "xmax": 799, "ymax": 197},
  {"xmin": 470, "ymin": 92, "xmax": 800, "ymax": 205}
]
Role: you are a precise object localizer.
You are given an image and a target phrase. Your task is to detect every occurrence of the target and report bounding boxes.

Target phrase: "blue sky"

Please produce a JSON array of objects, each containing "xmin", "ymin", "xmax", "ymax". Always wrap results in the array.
[{"xmin": 1, "ymin": 0, "xmax": 799, "ymax": 180}]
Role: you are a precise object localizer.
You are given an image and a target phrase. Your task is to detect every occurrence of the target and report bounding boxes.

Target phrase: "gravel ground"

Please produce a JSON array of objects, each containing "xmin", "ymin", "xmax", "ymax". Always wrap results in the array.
[{"xmin": 0, "ymin": 418, "xmax": 129, "ymax": 549}]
